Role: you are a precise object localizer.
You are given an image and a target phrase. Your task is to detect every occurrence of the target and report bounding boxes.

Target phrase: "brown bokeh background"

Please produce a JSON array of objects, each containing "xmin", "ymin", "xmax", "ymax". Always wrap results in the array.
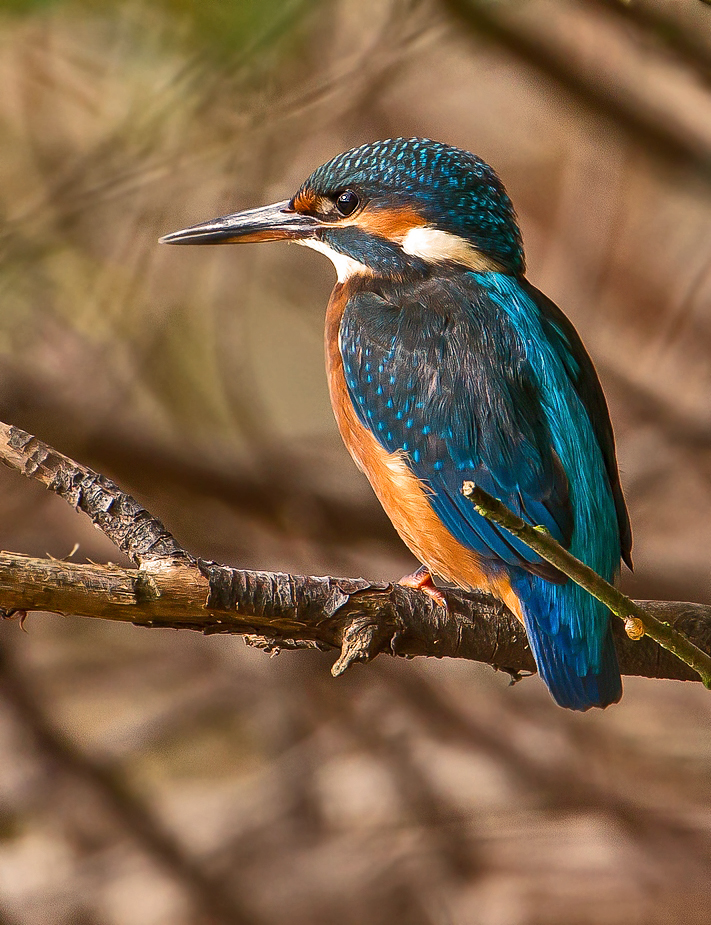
[{"xmin": 0, "ymin": 1, "xmax": 710, "ymax": 923}]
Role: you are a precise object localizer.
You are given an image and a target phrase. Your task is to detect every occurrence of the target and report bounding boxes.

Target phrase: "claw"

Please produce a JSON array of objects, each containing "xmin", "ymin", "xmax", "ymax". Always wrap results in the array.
[{"xmin": 398, "ymin": 565, "xmax": 447, "ymax": 608}]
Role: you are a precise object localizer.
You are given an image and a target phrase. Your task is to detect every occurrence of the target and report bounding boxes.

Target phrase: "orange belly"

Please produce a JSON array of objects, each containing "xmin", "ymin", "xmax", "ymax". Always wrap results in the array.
[{"xmin": 324, "ymin": 285, "xmax": 523, "ymax": 622}]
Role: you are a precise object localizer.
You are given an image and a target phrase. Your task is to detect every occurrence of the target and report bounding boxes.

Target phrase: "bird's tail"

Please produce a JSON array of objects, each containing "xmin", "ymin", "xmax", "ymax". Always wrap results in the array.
[{"xmin": 513, "ymin": 572, "xmax": 622, "ymax": 711}]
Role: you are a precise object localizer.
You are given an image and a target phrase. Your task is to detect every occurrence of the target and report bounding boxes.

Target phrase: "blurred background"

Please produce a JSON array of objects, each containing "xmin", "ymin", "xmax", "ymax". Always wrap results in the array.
[{"xmin": 0, "ymin": 0, "xmax": 710, "ymax": 922}]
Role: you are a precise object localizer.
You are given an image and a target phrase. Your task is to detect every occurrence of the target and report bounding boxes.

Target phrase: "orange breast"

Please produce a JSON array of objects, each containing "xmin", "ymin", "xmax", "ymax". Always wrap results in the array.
[{"xmin": 324, "ymin": 285, "xmax": 523, "ymax": 622}]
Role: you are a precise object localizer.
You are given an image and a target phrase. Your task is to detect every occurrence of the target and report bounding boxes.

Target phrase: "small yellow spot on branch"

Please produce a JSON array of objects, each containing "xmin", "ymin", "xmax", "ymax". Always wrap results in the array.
[{"xmin": 625, "ymin": 616, "xmax": 645, "ymax": 641}]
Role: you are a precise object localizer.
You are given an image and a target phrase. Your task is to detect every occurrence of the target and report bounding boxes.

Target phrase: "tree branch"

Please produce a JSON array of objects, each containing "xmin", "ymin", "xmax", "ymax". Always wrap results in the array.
[
  {"xmin": 462, "ymin": 481, "xmax": 711, "ymax": 688},
  {"xmin": 0, "ymin": 421, "xmax": 709, "ymax": 686}
]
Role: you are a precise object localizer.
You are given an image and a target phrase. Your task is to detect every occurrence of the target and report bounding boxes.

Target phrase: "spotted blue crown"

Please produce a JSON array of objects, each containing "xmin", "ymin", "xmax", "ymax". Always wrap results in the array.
[{"xmin": 297, "ymin": 137, "xmax": 525, "ymax": 275}]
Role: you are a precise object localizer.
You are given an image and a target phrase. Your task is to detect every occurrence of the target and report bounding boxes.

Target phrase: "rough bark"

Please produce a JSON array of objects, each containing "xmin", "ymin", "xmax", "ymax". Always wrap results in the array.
[{"xmin": 1, "ymin": 422, "xmax": 709, "ymax": 684}]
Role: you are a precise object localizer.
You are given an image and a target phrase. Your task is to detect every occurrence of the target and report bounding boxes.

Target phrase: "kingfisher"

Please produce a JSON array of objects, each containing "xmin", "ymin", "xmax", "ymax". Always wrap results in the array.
[{"xmin": 161, "ymin": 137, "xmax": 632, "ymax": 711}]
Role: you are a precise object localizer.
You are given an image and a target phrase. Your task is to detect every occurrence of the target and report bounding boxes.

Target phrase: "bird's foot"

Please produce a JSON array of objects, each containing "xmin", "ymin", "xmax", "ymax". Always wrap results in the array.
[{"xmin": 398, "ymin": 566, "xmax": 447, "ymax": 608}]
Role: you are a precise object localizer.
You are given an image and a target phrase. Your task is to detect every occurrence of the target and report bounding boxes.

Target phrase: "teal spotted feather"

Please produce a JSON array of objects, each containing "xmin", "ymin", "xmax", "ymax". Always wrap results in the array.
[{"xmin": 339, "ymin": 269, "xmax": 628, "ymax": 709}]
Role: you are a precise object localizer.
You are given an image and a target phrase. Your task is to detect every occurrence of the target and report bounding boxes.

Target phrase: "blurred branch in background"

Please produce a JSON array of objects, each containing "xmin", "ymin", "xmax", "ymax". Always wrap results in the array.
[
  {"xmin": 0, "ymin": 641, "xmax": 265, "ymax": 925},
  {"xmin": 590, "ymin": 0, "xmax": 711, "ymax": 79},
  {"xmin": 441, "ymin": 0, "xmax": 711, "ymax": 171},
  {"xmin": 1, "ymin": 1, "xmax": 711, "ymax": 924}
]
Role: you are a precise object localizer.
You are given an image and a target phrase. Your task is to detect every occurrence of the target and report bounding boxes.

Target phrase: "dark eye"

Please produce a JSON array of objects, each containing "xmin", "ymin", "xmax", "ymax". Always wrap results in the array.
[{"xmin": 335, "ymin": 190, "xmax": 359, "ymax": 216}]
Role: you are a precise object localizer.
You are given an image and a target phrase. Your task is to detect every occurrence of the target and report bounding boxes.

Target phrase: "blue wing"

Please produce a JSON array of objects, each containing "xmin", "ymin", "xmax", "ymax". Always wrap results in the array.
[
  {"xmin": 523, "ymin": 280, "xmax": 632, "ymax": 570},
  {"xmin": 339, "ymin": 272, "xmax": 580, "ymax": 581}
]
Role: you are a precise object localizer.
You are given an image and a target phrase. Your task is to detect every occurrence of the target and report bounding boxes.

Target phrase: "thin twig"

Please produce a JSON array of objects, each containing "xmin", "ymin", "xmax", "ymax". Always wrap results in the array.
[{"xmin": 461, "ymin": 480, "xmax": 711, "ymax": 688}]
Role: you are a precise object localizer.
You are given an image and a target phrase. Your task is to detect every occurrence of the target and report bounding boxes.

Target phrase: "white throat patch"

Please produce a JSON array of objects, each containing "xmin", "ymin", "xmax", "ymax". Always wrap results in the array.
[
  {"xmin": 401, "ymin": 226, "xmax": 502, "ymax": 273},
  {"xmin": 297, "ymin": 238, "xmax": 370, "ymax": 283}
]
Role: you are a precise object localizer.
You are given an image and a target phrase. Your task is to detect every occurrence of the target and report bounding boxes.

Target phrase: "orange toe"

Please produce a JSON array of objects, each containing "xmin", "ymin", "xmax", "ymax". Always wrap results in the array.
[{"xmin": 399, "ymin": 566, "xmax": 448, "ymax": 608}]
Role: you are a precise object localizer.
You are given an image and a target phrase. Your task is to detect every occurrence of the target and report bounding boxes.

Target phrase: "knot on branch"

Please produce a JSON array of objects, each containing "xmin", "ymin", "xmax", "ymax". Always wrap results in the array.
[{"xmin": 331, "ymin": 617, "xmax": 383, "ymax": 676}]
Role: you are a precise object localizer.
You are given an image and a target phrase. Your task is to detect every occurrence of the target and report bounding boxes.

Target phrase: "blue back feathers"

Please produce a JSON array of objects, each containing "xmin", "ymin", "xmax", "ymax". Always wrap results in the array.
[
  {"xmin": 297, "ymin": 137, "xmax": 526, "ymax": 275},
  {"xmin": 340, "ymin": 275, "xmax": 573, "ymax": 574}
]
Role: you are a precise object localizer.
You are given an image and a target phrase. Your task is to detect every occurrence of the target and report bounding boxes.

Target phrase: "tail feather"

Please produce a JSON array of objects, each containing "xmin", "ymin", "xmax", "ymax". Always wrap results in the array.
[
  {"xmin": 524, "ymin": 613, "xmax": 622, "ymax": 710},
  {"xmin": 514, "ymin": 572, "xmax": 622, "ymax": 711}
]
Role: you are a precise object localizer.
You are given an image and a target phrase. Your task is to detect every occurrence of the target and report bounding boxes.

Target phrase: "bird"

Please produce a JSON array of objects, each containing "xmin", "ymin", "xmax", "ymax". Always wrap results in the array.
[{"xmin": 161, "ymin": 137, "xmax": 632, "ymax": 711}]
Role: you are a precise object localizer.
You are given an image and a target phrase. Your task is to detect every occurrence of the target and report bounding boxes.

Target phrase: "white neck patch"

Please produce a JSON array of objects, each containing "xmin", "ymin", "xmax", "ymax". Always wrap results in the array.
[
  {"xmin": 297, "ymin": 238, "xmax": 370, "ymax": 283},
  {"xmin": 401, "ymin": 226, "xmax": 502, "ymax": 272}
]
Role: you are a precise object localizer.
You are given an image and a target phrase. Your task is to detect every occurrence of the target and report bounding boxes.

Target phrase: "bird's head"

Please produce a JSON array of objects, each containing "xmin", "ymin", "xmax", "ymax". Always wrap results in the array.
[{"xmin": 161, "ymin": 137, "xmax": 525, "ymax": 280}]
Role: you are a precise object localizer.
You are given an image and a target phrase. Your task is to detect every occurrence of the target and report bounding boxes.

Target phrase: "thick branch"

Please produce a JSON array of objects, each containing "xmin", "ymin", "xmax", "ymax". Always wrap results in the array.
[
  {"xmin": 0, "ymin": 550, "xmax": 708, "ymax": 683},
  {"xmin": 0, "ymin": 423, "xmax": 709, "ymax": 684}
]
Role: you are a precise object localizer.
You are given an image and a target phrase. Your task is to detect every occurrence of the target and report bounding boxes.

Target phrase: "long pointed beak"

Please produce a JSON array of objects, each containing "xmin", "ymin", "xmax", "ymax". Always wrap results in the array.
[{"xmin": 159, "ymin": 199, "xmax": 322, "ymax": 245}]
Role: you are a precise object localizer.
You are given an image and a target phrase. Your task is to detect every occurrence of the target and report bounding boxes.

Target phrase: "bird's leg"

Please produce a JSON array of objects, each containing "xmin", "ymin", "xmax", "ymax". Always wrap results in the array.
[{"xmin": 398, "ymin": 565, "xmax": 447, "ymax": 608}]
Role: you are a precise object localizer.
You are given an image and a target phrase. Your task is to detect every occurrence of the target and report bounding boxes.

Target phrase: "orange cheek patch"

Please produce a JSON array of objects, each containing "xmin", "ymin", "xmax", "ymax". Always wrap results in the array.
[
  {"xmin": 290, "ymin": 193, "xmax": 426, "ymax": 241},
  {"xmin": 352, "ymin": 206, "xmax": 425, "ymax": 241}
]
